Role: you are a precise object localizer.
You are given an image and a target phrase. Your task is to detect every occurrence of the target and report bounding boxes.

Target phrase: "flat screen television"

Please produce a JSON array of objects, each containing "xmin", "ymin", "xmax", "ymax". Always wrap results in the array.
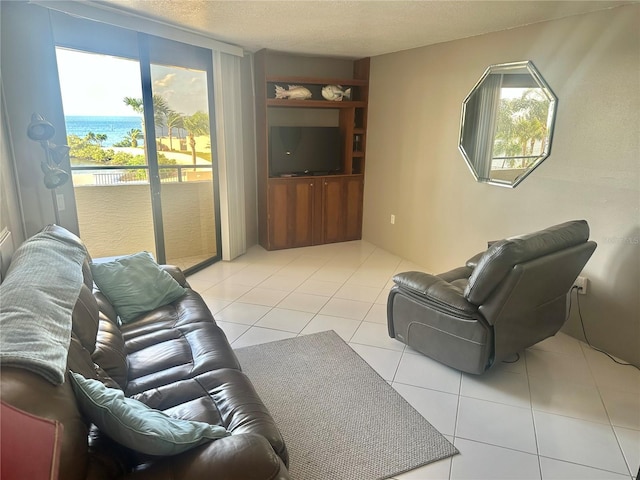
[{"xmin": 269, "ymin": 126, "xmax": 341, "ymax": 176}]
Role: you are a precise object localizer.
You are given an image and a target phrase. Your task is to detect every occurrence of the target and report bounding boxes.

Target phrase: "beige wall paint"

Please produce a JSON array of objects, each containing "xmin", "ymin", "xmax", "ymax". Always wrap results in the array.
[{"xmin": 364, "ymin": 5, "xmax": 639, "ymax": 365}]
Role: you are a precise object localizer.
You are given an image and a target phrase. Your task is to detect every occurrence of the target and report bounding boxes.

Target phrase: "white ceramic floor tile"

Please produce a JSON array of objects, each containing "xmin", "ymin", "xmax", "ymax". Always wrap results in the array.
[
  {"xmin": 334, "ymin": 283, "xmax": 382, "ymax": 303},
  {"xmin": 274, "ymin": 265, "xmax": 319, "ymax": 281},
  {"xmin": 201, "ymin": 297, "xmax": 231, "ymax": 315},
  {"xmin": 393, "ymin": 456, "xmax": 452, "ymax": 479},
  {"xmin": 346, "ymin": 269, "xmax": 393, "ymax": 288},
  {"xmin": 215, "ymin": 321, "xmax": 250, "ymax": 344},
  {"xmin": 450, "ymin": 438, "xmax": 540, "ymax": 480},
  {"xmin": 534, "ymin": 410, "xmax": 629, "ymax": 474},
  {"xmin": 614, "ymin": 426, "xmax": 640, "ymax": 476},
  {"xmin": 300, "ymin": 315, "xmax": 362, "ymax": 342},
  {"xmin": 496, "ymin": 352, "xmax": 528, "ymax": 375},
  {"xmin": 258, "ymin": 274, "xmax": 306, "ymax": 292},
  {"xmin": 277, "ymin": 292, "xmax": 329, "ymax": 313},
  {"xmin": 582, "ymin": 346, "xmax": 640, "ymax": 395},
  {"xmin": 525, "ymin": 348, "xmax": 596, "ymax": 386},
  {"xmin": 200, "ymin": 281, "xmax": 252, "ymax": 302},
  {"xmin": 310, "ymin": 266, "xmax": 356, "ymax": 283},
  {"xmin": 185, "ymin": 275, "xmax": 218, "ymax": 293},
  {"xmin": 601, "ymin": 387, "xmax": 640, "ymax": 430},
  {"xmin": 225, "ymin": 268, "xmax": 273, "ymax": 286},
  {"xmin": 295, "ymin": 278, "xmax": 342, "ymax": 297},
  {"xmin": 237, "ymin": 287, "xmax": 290, "ymax": 307},
  {"xmin": 350, "ymin": 321, "xmax": 405, "ymax": 351},
  {"xmin": 254, "ymin": 307, "xmax": 314, "ymax": 333},
  {"xmin": 460, "ymin": 369, "xmax": 531, "ymax": 409},
  {"xmin": 363, "ymin": 303, "xmax": 388, "ymax": 324},
  {"xmin": 375, "ymin": 289, "xmax": 390, "ymax": 304},
  {"xmin": 393, "ymin": 382, "xmax": 459, "ymax": 436},
  {"xmin": 215, "ymin": 302, "xmax": 272, "ymax": 326},
  {"xmin": 540, "ymin": 457, "xmax": 630, "ymax": 479},
  {"xmin": 394, "ymin": 352, "xmax": 461, "ymax": 394},
  {"xmin": 456, "ymin": 396, "xmax": 537, "ymax": 454},
  {"xmin": 529, "ymin": 375, "xmax": 609, "ymax": 424},
  {"xmin": 530, "ymin": 332, "xmax": 586, "ymax": 357},
  {"xmin": 318, "ymin": 297, "xmax": 372, "ymax": 321},
  {"xmin": 349, "ymin": 343, "xmax": 402, "ymax": 381},
  {"xmin": 231, "ymin": 326, "xmax": 297, "ymax": 349}
]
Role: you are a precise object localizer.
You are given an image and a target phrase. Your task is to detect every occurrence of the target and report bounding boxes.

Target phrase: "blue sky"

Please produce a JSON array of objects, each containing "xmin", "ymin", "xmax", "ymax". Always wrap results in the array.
[{"xmin": 56, "ymin": 47, "xmax": 209, "ymax": 117}]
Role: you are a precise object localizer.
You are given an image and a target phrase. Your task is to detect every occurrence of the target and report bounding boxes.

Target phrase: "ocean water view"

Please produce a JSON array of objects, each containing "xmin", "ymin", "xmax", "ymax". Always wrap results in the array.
[{"xmin": 65, "ymin": 115, "xmax": 143, "ymax": 147}]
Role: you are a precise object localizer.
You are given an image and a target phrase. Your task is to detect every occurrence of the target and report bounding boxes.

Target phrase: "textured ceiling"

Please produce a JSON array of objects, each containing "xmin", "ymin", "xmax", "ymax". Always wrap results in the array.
[{"xmin": 95, "ymin": 0, "xmax": 634, "ymax": 58}]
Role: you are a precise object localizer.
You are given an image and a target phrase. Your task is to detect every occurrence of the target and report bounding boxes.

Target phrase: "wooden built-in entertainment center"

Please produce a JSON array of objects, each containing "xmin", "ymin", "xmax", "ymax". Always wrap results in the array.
[{"xmin": 254, "ymin": 49, "xmax": 370, "ymax": 250}]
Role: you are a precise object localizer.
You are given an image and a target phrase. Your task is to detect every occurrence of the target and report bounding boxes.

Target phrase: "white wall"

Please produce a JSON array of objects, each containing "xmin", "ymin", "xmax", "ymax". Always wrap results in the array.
[
  {"xmin": 363, "ymin": 5, "xmax": 640, "ymax": 365},
  {"xmin": 1, "ymin": 2, "xmax": 79, "ymax": 236}
]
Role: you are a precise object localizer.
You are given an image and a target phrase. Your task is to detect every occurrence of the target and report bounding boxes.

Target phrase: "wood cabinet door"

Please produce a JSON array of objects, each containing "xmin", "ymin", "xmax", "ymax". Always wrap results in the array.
[
  {"xmin": 268, "ymin": 178, "xmax": 316, "ymax": 249},
  {"xmin": 321, "ymin": 175, "xmax": 363, "ymax": 244},
  {"xmin": 321, "ymin": 177, "xmax": 345, "ymax": 244},
  {"xmin": 342, "ymin": 175, "xmax": 364, "ymax": 241}
]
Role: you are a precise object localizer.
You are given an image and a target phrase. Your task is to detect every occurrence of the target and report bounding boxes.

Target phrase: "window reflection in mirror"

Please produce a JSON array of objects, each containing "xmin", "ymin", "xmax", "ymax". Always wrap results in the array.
[{"xmin": 459, "ymin": 61, "xmax": 557, "ymax": 188}]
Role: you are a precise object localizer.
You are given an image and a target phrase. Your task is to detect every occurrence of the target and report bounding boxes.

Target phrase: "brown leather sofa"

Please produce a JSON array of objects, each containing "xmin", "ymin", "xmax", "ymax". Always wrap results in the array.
[
  {"xmin": 387, "ymin": 220, "xmax": 597, "ymax": 374},
  {"xmin": 1, "ymin": 225, "xmax": 290, "ymax": 479}
]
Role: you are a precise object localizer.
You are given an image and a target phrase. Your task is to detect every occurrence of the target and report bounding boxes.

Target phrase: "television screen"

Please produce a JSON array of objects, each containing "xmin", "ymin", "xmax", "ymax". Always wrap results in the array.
[{"xmin": 269, "ymin": 126, "xmax": 341, "ymax": 176}]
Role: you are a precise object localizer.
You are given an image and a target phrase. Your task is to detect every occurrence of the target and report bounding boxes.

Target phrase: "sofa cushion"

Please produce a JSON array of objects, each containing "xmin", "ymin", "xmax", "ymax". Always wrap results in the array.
[
  {"xmin": 69, "ymin": 372, "xmax": 230, "ymax": 456},
  {"xmin": 124, "ymin": 322, "xmax": 241, "ymax": 395},
  {"xmin": 90, "ymin": 252, "xmax": 187, "ymax": 324},
  {"xmin": 92, "ymin": 317, "xmax": 129, "ymax": 390},
  {"xmin": 131, "ymin": 369, "xmax": 289, "ymax": 466}
]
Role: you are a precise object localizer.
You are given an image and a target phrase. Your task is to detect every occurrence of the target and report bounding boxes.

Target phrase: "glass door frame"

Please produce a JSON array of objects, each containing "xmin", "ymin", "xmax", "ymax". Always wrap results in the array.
[{"xmin": 53, "ymin": 25, "xmax": 222, "ymax": 273}]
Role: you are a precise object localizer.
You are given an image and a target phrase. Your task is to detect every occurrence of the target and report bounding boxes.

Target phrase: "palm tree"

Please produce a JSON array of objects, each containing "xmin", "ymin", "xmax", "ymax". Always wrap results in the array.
[
  {"xmin": 165, "ymin": 111, "xmax": 184, "ymax": 151},
  {"xmin": 127, "ymin": 129, "xmax": 142, "ymax": 148},
  {"xmin": 96, "ymin": 133, "xmax": 107, "ymax": 147},
  {"xmin": 183, "ymin": 111, "xmax": 210, "ymax": 165},
  {"xmin": 123, "ymin": 96, "xmax": 143, "ymax": 114},
  {"xmin": 84, "ymin": 131, "xmax": 97, "ymax": 144}
]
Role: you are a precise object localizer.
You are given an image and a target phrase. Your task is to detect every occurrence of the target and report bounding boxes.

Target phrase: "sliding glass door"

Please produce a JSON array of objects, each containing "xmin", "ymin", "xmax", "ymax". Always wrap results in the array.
[{"xmin": 55, "ymin": 33, "xmax": 220, "ymax": 272}]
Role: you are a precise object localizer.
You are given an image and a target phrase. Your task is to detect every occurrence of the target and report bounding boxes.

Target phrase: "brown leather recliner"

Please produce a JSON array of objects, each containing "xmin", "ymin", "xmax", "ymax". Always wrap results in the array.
[{"xmin": 387, "ymin": 220, "xmax": 597, "ymax": 374}]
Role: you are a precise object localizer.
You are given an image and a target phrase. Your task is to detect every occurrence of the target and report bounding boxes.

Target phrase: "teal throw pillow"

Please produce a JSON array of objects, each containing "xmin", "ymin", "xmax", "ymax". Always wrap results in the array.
[
  {"xmin": 69, "ymin": 372, "xmax": 230, "ymax": 455},
  {"xmin": 90, "ymin": 252, "xmax": 186, "ymax": 324}
]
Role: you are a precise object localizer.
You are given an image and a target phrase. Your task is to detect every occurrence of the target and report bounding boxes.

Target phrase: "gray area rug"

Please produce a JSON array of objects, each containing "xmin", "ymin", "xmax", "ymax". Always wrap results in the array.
[{"xmin": 235, "ymin": 330, "xmax": 458, "ymax": 480}]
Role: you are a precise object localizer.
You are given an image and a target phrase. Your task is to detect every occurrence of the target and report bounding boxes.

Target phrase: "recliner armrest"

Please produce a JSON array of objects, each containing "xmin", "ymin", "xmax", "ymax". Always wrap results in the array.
[
  {"xmin": 465, "ymin": 251, "xmax": 485, "ymax": 269},
  {"xmin": 393, "ymin": 271, "xmax": 478, "ymax": 315}
]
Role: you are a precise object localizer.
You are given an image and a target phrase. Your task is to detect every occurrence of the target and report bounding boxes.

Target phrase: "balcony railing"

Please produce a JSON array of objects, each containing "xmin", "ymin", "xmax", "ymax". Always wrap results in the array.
[{"xmin": 71, "ymin": 164, "xmax": 212, "ymax": 186}]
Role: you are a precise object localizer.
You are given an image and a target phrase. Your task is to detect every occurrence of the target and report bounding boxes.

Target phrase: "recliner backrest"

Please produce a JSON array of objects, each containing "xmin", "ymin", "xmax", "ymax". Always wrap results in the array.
[{"xmin": 464, "ymin": 220, "xmax": 591, "ymax": 305}]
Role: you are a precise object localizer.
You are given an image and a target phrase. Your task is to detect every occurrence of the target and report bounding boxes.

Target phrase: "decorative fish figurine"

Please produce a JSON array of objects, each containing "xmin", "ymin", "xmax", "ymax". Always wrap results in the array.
[
  {"xmin": 274, "ymin": 85, "xmax": 312, "ymax": 100},
  {"xmin": 321, "ymin": 85, "xmax": 351, "ymax": 101}
]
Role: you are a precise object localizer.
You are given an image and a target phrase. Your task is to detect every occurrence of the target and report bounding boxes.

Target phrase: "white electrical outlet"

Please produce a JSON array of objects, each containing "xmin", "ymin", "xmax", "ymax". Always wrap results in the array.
[
  {"xmin": 573, "ymin": 276, "xmax": 588, "ymax": 295},
  {"xmin": 390, "ymin": 214, "xmax": 395, "ymax": 225}
]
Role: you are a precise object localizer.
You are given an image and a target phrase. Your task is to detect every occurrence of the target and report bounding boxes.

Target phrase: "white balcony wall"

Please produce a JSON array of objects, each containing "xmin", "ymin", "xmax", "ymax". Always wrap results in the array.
[{"xmin": 74, "ymin": 182, "xmax": 216, "ymax": 264}]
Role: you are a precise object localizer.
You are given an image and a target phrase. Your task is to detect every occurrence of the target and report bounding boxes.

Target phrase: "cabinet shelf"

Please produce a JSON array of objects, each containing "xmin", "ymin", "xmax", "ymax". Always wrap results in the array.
[
  {"xmin": 266, "ymin": 99, "xmax": 366, "ymax": 108},
  {"xmin": 267, "ymin": 75, "xmax": 368, "ymax": 86}
]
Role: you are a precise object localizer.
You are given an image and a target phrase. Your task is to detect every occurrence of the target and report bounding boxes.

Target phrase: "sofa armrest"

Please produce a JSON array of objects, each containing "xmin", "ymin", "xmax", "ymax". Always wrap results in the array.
[
  {"xmin": 393, "ymin": 271, "xmax": 477, "ymax": 315},
  {"xmin": 121, "ymin": 433, "xmax": 290, "ymax": 480},
  {"xmin": 160, "ymin": 265, "xmax": 189, "ymax": 288},
  {"xmin": 465, "ymin": 251, "xmax": 485, "ymax": 269}
]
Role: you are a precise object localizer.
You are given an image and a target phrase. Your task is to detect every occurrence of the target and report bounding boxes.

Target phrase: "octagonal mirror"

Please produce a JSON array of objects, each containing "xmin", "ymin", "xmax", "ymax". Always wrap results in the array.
[{"xmin": 459, "ymin": 61, "xmax": 557, "ymax": 188}]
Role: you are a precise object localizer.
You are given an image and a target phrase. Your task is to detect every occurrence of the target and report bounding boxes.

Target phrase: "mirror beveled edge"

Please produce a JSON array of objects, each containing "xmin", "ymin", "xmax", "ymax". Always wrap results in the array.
[{"xmin": 458, "ymin": 60, "xmax": 558, "ymax": 188}]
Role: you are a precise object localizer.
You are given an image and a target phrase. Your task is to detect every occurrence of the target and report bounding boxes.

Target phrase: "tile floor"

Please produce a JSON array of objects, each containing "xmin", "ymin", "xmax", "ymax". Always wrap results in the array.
[{"xmin": 187, "ymin": 240, "xmax": 640, "ymax": 480}]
